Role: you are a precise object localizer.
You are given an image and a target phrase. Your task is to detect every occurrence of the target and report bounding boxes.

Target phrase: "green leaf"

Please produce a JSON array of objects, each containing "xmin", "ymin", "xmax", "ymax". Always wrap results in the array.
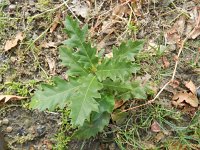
[
  {"xmin": 72, "ymin": 112, "xmax": 110, "ymax": 139},
  {"xmin": 63, "ymin": 16, "xmax": 88, "ymax": 48},
  {"xmin": 70, "ymin": 74, "xmax": 103, "ymax": 126},
  {"xmin": 29, "ymin": 77, "xmax": 79, "ymax": 111},
  {"xmin": 102, "ymin": 79, "xmax": 132, "ymax": 100},
  {"xmin": 102, "ymin": 79, "xmax": 147, "ymax": 100},
  {"xmin": 113, "ymin": 40, "xmax": 144, "ymax": 61},
  {"xmin": 63, "ymin": 16, "xmax": 98, "ymax": 69},
  {"xmin": 97, "ymin": 95, "xmax": 115, "ymax": 113},
  {"xmin": 73, "ymin": 95, "xmax": 114, "ymax": 139},
  {"xmin": 96, "ymin": 59, "xmax": 140, "ymax": 81},
  {"xmin": 75, "ymin": 42, "xmax": 98, "ymax": 69},
  {"xmin": 118, "ymin": 81, "xmax": 147, "ymax": 100},
  {"xmin": 59, "ymin": 46, "xmax": 89, "ymax": 76}
]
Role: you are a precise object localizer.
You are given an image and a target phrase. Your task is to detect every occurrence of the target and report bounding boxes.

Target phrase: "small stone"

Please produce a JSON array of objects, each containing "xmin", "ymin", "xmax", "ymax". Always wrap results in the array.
[
  {"xmin": 17, "ymin": 127, "xmax": 27, "ymax": 136},
  {"xmin": 24, "ymin": 119, "xmax": 31, "ymax": 128},
  {"xmin": 2, "ymin": 118, "xmax": 9, "ymax": 125},
  {"xmin": 9, "ymin": 4, "xmax": 16, "ymax": 10},
  {"xmin": 36, "ymin": 125, "xmax": 46, "ymax": 137},
  {"xmin": 28, "ymin": 127, "xmax": 36, "ymax": 134},
  {"xmin": 0, "ymin": 120, "xmax": 2, "ymax": 126},
  {"xmin": 29, "ymin": 0, "xmax": 35, "ymax": 6},
  {"xmin": 6, "ymin": 126, "xmax": 13, "ymax": 133}
]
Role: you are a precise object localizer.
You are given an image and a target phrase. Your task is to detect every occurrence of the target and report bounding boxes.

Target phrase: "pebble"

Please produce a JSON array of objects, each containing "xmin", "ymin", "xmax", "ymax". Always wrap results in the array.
[
  {"xmin": 17, "ymin": 127, "xmax": 27, "ymax": 136},
  {"xmin": 9, "ymin": 4, "xmax": 16, "ymax": 11},
  {"xmin": 6, "ymin": 126, "xmax": 13, "ymax": 133},
  {"xmin": 2, "ymin": 118, "xmax": 9, "ymax": 125},
  {"xmin": 36, "ymin": 125, "xmax": 46, "ymax": 137},
  {"xmin": 29, "ymin": 0, "xmax": 35, "ymax": 6},
  {"xmin": 24, "ymin": 119, "xmax": 32, "ymax": 128}
]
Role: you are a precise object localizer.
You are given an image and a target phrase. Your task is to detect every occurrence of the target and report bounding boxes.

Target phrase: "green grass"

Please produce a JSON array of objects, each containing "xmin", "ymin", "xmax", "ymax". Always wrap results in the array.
[
  {"xmin": 115, "ymin": 104, "xmax": 200, "ymax": 149},
  {"xmin": 53, "ymin": 109, "xmax": 73, "ymax": 150}
]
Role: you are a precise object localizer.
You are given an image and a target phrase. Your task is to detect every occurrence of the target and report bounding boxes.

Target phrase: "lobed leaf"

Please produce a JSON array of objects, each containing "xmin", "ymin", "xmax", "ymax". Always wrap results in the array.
[
  {"xmin": 63, "ymin": 16, "xmax": 88, "ymax": 47},
  {"xmin": 96, "ymin": 59, "xmax": 140, "ymax": 81},
  {"xmin": 63, "ymin": 16, "xmax": 98, "ymax": 70},
  {"xmin": 73, "ymin": 112, "xmax": 110, "ymax": 139},
  {"xmin": 113, "ymin": 40, "xmax": 144, "ymax": 61},
  {"xmin": 73, "ymin": 95, "xmax": 114, "ymax": 139},
  {"xmin": 102, "ymin": 79, "xmax": 147, "ymax": 100},
  {"xmin": 29, "ymin": 77, "xmax": 79, "ymax": 111},
  {"xmin": 69, "ymin": 74, "xmax": 103, "ymax": 126},
  {"xmin": 59, "ymin": 46, "xmax": 89, "ymax": 76}
]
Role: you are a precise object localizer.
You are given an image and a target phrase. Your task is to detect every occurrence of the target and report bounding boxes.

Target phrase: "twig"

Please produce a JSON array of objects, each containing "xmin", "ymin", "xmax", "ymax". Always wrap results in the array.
[
  {"xmin": 171, "ymin": 37, "xmax": 188, "ymax": 80},
  {"xmin": 123, "ymin": 35, "xmax": 190, "ymax": 112}
]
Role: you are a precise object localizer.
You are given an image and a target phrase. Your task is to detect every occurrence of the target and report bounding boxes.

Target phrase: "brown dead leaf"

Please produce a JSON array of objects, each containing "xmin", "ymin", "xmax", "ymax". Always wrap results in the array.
[
  {"xmin": 0, "ymin": 95, "xmax": 26, "ymax": 103},
  {"xmin": 162, "ymin": 56, "xmax": 170, "ymax": 68},
  {"xmin": 101, "ymin": 21, "xmax": 115, "ymax": 34},
  {"xmin": 71, "ymin": 0, "xmax": 90, "ymax": 18},
  {"xmin": 4, "ymin": 32, "xmax": 24, "ymax": 51},
  {"xmin": 184, "ymin": 80, "xmax": 196, "ymax": 94},
  {"xmin": 151, "ymin": 120, "xmax": 161, "ymax": 133},
  {"xmin": 41, "ymin": 41, "xmax": 56, "ymax": 48},
  {"xmin": 165, "ymin": 16, "xmax": 186, "ymax": 44},
  {"xmin": 189, "ymin": 27, "xmax": 200, "ymax": 39},
  {"xmin": 105, "ymin": 52, "xmax": 113, "ymax": 59},
  {"xmin": 50, "ymin": 11, "xmax": 61, "ymax": 33},
  {"xmin": 114, "ymin": 100, "xmax": 125, "ymax": 109},
  {"xmin": 172, "ymin": 91, "xmax": 199, "ymax": 107},
  {"xmin": 46, "ymin": 57, "xmax": 56, "ymax": 75},
  {"xmin": 169, "ymin": 80, "xmax": 180, "ymax": 89},
  {"xmin": 188, "ymin": 7, "xmax": 200, "ymax": 39},
  {"xmin": 165, "ymin": 30, "xmax": 181, "ymax": 45},
  {"xmin": 112, "ymin": 4, "xmax": 129, "ymax": 19},
  {"xmin": 154, "ymin": 132, "xmax": 165, "ymax": 142}
]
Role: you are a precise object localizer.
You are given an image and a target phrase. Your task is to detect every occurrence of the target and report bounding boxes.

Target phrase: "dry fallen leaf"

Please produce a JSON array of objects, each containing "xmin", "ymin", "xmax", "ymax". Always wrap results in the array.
[
  {"xmin": 112, "ymin": 4, "xmax": 129, "ymax": 19},
  {"xmin": 50, "ymin": 11, "xmax": 61, "ymax": 33},
  {"xmin": 46, "ymin": 57, "xmax": 56, "ymax": 75},
  {"xmin": 184, "ymin": 80, "xmax": 196, "ymax": 94},
  {"xmin": 71, "ymin": 0, "xmax": 90, "ymax": 18},
  {"xmin": 162, "ymin": 56, "xmax": 170, "ymax": 68},
  {"xmin": 165, "ymin": 16, "xmax": 185, "ymax": 45},
  {"xmin": 41, "ymin": 41, "xmax": 56, "ymax": 48},
  {"xmin": 114, "ymin": 100, "xmax": 125, "ymax": 109},
  {"xmin": 105, "ymin": 52, "xmax": 113, "ymax": 59},
  {"xmin": 151, "ymin": 120, "xmax": 161, "ymax": 133},
  {"xmin": 154, "ymin": 132, "xmax": 165, "ymax": 142},
  {"xmin": 188, "ymin": 7, "xmax": 200, "ymax": 39},
  {"xmin": 165, "ymin": 30, "xmax": 181, "ymax": 45},
  {"xmin": 172, "ymin": 91, "xmax": 199, "ymax": 107},
  {"xmin": 0, "ymin": 95, "xmax": 26, "ymax": 103},
  {"xmin": 168, "ymin": 141, "xmax": 188, "ymax": 150},
  {"xmin": 4, "ymin": 32, "xmax": 24, "ymax": 51},
  {"xmin": 169, "ymin": 80, "xmax": 180, "ymax": 89}
]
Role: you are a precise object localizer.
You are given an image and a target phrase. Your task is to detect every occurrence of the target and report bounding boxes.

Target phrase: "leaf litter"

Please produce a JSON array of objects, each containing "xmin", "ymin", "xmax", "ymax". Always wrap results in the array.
[
  {"xmin": 0, "ymin": 95, "xmax": 26, "ymax": 103},
  {"xmin": 172, "ymin": 80, "xmax": 199, "ymax": 108},
  {"xmin": 4, "ymin": 32, "xmax": 24, "ymax": 51}
]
